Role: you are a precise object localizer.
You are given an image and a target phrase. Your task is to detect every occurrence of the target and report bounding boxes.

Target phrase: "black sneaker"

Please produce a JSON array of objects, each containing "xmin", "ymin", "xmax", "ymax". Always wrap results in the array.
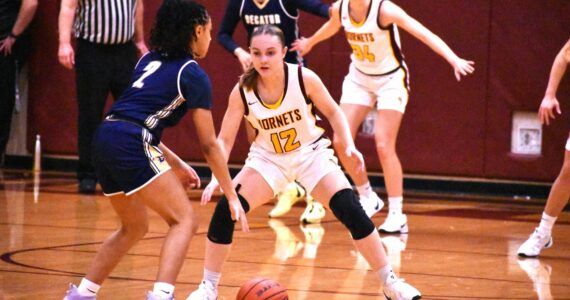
[{"xmin": 79, "ymin": 178, "xmax": 96, "ymax": 194}]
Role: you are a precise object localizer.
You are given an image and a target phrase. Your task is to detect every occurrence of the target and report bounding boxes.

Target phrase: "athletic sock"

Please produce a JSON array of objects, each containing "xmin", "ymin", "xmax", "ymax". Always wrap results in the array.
[
  {"xmin": 204, "ymin": 268, "xmax": 221, "ymax": 287},
  {"xmin": 537, "ymin": 212, "xmax": 557, "ymax": 236},
  {"xmin": 388, "ymin": 196, "xmax": 403, "ymax": 214},
  {"xmin": 77, "ymin": 278, "xmax": 100, "ymax": 297},
  {"xmin": 377, "ymin": 264, "xmax": 396, "ymax": 284},
  {"xmin": 356, "ymin": 182, "xmax": 372, "ymax": 198}
]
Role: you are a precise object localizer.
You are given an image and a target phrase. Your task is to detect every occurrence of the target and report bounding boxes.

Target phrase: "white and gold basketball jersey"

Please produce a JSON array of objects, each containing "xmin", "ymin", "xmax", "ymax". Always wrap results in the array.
[
  {"xmin": 240, "ymin": 63, "xmax": 324, "ymax": 154},
  {"xmin": 340, "ymin": 0, "xmax": 404, "ymax": 75}
]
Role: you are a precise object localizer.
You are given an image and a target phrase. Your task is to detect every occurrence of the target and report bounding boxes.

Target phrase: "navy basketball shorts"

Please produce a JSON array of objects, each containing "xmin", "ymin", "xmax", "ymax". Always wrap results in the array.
[{"xmin": 92, "ymin": 120, "xmax": 171, "ymax": 196}]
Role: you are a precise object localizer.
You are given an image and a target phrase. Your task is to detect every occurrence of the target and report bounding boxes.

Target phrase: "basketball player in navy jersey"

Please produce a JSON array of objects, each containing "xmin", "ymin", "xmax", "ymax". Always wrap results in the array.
[
  {"xmin": 187, "ymin": 25, "xmax": 421, "ymax": 300},
  {"xmin": 62, "ymin": 1, "xmax": 248, "ymax": 300},
  {"xmin": 292, "ymin": 0, "xmax": 474, "ymax": 233},
  {"xmin": 218, "ymin": 0, "xmax": 332, "ymax": 223}
]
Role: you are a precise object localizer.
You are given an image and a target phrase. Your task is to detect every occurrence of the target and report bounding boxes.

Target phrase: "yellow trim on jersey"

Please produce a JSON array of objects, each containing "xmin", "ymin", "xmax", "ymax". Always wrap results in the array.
[
  {"xmin": 350, "ymin": 15, "xmax": 366, "ymax": 28},
  {"xmin": 259, "ymin": 92, "xmax": 284, "ymax": 110}
]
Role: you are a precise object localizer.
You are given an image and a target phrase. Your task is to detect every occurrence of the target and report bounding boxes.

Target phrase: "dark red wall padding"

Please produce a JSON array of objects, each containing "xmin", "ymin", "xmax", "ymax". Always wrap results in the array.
[{"xmin": 27, "ymin": 1, "xmax": 570, "ymax": 181}]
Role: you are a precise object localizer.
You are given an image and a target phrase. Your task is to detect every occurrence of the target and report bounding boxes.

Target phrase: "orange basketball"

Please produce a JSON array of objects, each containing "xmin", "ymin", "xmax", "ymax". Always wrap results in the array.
[{"xmin": 236, "ymin": 277, "xmax": 288, "ymax": 300}]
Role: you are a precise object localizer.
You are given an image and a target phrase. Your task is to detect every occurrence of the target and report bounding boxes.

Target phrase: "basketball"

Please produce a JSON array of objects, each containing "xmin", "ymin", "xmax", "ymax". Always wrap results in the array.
[{"xmin": 236, "ymin": 278, "xmax": 288, "ymax": 300}]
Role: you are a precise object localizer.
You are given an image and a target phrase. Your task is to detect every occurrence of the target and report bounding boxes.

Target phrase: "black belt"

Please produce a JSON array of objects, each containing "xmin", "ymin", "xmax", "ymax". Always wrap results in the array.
[
  {"xmin": 355, "ymin": 65, "xmax": 402, "ymax": 77},
  {"xmin": 104, "ymin": 114, "xmax": 147, "ymax": 129}
]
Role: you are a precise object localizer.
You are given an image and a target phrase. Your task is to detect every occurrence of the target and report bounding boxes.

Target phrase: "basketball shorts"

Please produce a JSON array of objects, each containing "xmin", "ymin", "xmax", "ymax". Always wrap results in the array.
[
  {"xmin": 340, "ymin": 63, "xmax": 410, "ymax": 113},
  {"xmin": 244, "ymin": 137, "xmax": 342, "ymax": 196},
  {"xmin": 92, "ymin": 120, "xmax": 171, "ymax": 196}
]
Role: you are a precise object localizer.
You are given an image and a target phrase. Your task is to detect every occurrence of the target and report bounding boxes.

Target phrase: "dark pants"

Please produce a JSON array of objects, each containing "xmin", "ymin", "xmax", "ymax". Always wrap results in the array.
[
  {"xmin": 75, "ymin": 39, "xmax": 137, "ymax": 181},
  {"xmin": 0, "ymin": 52, "xmax": 16, "ymax": 164}
]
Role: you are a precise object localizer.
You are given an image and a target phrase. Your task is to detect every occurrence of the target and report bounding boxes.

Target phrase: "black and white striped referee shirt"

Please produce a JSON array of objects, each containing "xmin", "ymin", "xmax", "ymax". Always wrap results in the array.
[{"xmin": 74, "ymin": 0, "xmax": 137, "ymax": 45}]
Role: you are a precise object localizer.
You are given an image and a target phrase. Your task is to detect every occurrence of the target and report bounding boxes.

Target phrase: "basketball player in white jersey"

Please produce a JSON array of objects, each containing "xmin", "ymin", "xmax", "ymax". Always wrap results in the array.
[
  {"xmin": 188, "ymin": 25, "xmax": 421, "ymax": 300},
  {"xmin": 517, "ymin": 38, "xmax": 570, "ymax": 258},
  {"xmin": 291, "ymin": 0, "xmax": 474, "ymax": 233}
]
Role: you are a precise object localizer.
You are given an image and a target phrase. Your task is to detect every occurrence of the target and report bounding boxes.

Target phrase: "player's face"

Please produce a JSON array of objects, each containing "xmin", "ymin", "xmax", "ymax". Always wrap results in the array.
[
  {"xmin": 250, "ymin": 34, "xmax": 286, "ymax": 75},
  {"xmin": 191, "ymin": 18, "xmax": 212, "ymax": 59}
]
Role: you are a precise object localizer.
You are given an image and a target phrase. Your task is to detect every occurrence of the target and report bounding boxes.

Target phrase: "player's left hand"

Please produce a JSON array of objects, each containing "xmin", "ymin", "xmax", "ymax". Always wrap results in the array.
[
  {"xmin": 345, "ymin": 146, "xmax": 365, "ymax": 174},
  {"xmin": 452, "ymin": 58, "xmax": 475, "ymax": 81},
  {"xmin": 0, "ymin": 36, "xmax": 16, "ymax": 56},
  {"xmin": 290, "ymin": 37, "xmax": 312, "ymax": 57},
  {"xmin": 173, "ymin": 163, "xmax": 201, "ymax": 190},
  {"xmin": 201, "ymin": 178, "xmax": 220, "ymax": 205}
]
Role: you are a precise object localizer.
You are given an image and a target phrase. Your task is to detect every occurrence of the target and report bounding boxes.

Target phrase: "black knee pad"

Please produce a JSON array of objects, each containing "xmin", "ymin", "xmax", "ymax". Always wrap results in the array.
[
  {"xmin": 207, "ymin": 192, "xmax": 250, "ymax": 244},
  {"xmin": 329, "ymin": 188, "xmax": 375, "ymax": 240}
]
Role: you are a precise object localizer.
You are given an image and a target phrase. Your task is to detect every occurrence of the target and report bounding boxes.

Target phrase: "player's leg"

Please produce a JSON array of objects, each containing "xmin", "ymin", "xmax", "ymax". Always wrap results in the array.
[
  {"xmin": 188, "ymin": 167, "xmax": 276, "ymax": 300},
  {"xmin": 310, "ymin": 172, "xmax": 421, "ymax": 300},
  {"xmin": 374, "ymin": 109, "xmax": 408, "ymax": 233},
  {"xmin": 518, "ymin": 146, "xmax": 570, "ymax": 257}
]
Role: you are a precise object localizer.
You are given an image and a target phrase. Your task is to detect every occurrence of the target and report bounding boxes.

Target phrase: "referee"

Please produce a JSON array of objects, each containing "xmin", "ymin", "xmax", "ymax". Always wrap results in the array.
[{"xmin": 58, "ymin": 0, "xmax": 148, "ymax": 194}]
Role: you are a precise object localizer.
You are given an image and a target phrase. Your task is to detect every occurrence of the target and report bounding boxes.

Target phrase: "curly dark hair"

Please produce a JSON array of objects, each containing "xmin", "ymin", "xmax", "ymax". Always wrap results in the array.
[{"xmin": 150, "ymin": 0, "xmax": 210, "ymax": 59}]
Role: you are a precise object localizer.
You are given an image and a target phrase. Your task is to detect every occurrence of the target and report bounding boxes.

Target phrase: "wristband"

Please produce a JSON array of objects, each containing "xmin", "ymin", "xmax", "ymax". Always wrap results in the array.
[{"xmin": 8, "ymin": 32, "xmax": 18, "ymax": 38}]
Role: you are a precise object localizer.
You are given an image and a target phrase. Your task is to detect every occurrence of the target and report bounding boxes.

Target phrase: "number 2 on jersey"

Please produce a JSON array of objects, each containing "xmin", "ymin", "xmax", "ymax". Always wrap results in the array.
[
  {"xmin": 271, "ymin": 128, "xmax": 301, "ymax": 153},
  {"xmin": 132, "ymin": 61, "xmax": 162, "ymax": 88}
]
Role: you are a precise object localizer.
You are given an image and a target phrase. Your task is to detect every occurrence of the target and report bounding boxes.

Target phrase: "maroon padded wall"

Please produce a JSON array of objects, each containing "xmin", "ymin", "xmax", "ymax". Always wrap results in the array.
[{"xmin": 27, "ymin": 1, "xmax": 570, "ymax": 182}]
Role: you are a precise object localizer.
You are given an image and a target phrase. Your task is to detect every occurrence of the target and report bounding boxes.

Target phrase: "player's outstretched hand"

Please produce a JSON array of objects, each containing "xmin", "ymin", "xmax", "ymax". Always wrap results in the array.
[
  {"xmin": 452, "ymin": 58, "xmax": 475, "ymax": 81},
  {"xmin": 174, "ymin": 163, "xmax": 200, "ymax": 190},
  {"xmin": 538, "ymin": 96, "xmax": 561, "ymax": 126},
  {"xmin": 229, "ymin": 196, "xmax": 249, "ymax": 232},
  {"xmin": 201, "ymin": 178, "xmax": 219, "ymax": 205},
  {"xmin": 346, "ymin": 146, "xmax": 365, "ymax": 174},
  {"xmin": 290, "ymin": 37, "xmax": 313, "ymax": 57}
]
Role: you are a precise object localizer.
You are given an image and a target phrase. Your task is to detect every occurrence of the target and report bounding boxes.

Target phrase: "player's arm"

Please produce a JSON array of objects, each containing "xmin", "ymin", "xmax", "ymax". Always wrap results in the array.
[
  {"xmin": 539, "ymin": 38, "xmax": 570, "ymax": 125},
  {"xmin": 158, "ymin": 142, "xmax": 200, "ymax": 189},
  {"xmin": 290, "ymin": 0, "xmax": 342, "ymax": 56},
  {"xmin": 302, "ymin": 67, "xmax": 364, "ymax": 171},
  {"xmin": 58, "ymin": 0, "xmax": 77, "ymax": 69},
  {"xmin": 293, "ymin": 0, "xmax": 330, "ymax": 18},
  {"xmin": 217, "ymin": 84, "xmax": 247, "ymax": 160},
  {"xmin": 217, "ymin": 0, "xmax": 251, "ymax": 70},
  {"xmin": 0, "ymin": 0, "xmax": 37, "ymax": 56},
  {"xmin": 134, "ymin": 0, "xmax": 148, "ymax": 54},
  {"xmin": 380, "ymin": 1, "xmax": 474, "ymax": 81}
]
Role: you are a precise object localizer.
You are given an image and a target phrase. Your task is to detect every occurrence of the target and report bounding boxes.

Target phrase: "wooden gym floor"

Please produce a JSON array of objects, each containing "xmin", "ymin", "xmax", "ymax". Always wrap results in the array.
[{"xmin": 1, "ymin": 169, "xmax": 569, "ymax": 299}]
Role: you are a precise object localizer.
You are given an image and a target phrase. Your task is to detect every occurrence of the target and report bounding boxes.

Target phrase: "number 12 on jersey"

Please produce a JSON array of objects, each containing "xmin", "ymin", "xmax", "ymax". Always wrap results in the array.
[{"xmin": 271, "ymin": 128, "xmax": 301, "ymax": 153}]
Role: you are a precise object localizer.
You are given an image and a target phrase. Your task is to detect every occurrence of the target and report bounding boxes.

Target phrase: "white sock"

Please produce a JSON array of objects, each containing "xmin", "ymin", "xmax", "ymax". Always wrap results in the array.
[
  {"xmin": 152, "ymin": 282, "xmax": 174, "ymax": 297},
  {"xmin": 388, "ymin": 196, "xmax": 403, "ymax": 214},
  {"xmin": 356, "ymin": 182, "xmax": 372, "ymax": 198},
  {"xmin": 537, "ymin": 212, "xmax": 557, "ymax": 235},
  {"xmin": 377, "ymin": 264, "xmax": 396, "ymax": 284},
  {"xmin": 204, "ymin": 268, "xmax": 221, "ymax": 287},
  {"xmin": 77, "ymin": 278, "xmax": 100, "ymax": 297}
]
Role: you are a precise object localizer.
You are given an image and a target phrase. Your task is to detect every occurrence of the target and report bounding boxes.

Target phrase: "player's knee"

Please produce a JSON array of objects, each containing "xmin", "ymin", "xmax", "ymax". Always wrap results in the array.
[
  {"xmin": 329, "ymin": 188, "xmax": 375, "ymax": 240},
  {"xmin": 375, "ymin": 140, "xmax": 395, "ymax": 159},
  {"xmin": 120, "ymin": 220, "xmax": 148, "ymax": 242},
  {"xmin": 207, "ymin": 193, "xmax": 250, "ymax": 244}
]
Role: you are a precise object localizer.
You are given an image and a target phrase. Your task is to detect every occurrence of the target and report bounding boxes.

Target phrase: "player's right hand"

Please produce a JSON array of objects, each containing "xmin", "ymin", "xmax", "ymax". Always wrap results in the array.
[
  {"xmin": 228, "ymin": 196, "xmax": 249, "ymax": 232},
  {"xmin": 538, "ymin": 96, "xmax": 561, "ymax": 125},
  {"xmin": 201, "ymin": 178, "xmax": 220, "ymax": 205},
  {"xmin": 58, "ymin": 43, "xmax": 75, "ymax": 69},
  {"xmin": 290, "ymin": 37, "xmax": 313, "ymax": 57},
  {"xmin": 235, "ymin": 48, "xmax": 252, "ymax": 71}
]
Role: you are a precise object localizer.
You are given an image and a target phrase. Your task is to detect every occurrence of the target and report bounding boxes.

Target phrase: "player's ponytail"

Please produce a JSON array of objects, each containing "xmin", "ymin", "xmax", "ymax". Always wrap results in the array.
[{"xmin": 239, "ymin": 25, "xmax": 286, "ymax": 91}]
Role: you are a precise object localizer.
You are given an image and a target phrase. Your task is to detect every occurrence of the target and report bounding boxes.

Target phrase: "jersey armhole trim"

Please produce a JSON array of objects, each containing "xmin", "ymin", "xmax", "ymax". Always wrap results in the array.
[
  {"xmin": 134, "ymin": 52, "xmax": 151, "ymax": 69},
  {"xmin": 176, "ymin": 60, "xmax": 198, "ymax": 101},
  {"xmin": 377, "ymin": 0, "xmax": 392, "ymax": 30},
  {"xmin": 279, "ymin": 0, "xmax": 299, "ymax": 19},
  {"xmin": 298, "ymin": 65, "xmax": 311, "ymax": 105},
  {"xmin": 239, "ymin": 86, "xmax": 249, "ymax": 116}
]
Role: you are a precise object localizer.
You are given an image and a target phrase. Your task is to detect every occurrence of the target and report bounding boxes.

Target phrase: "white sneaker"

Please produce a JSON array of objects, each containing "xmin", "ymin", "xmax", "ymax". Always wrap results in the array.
[
  {"xmin": 269, "ymin": 182, "xmax": 305, "ymax": 218},
  {"xmin": 186, "ymin": 281, "xmax": 218, "ymax": 300},
  {"xmin": 360, "ymin": 192, "xmax": 384, "ymax": 218},
  {"xmin": 383, "ymin": 274, "xmax": 421, "ymax": 300},
  {"xmin": 300, "ymin": 197, "xmax": 325, "ymax": 224},
  {"xmin": 146, "ymin": 291, "xmax": 174, "ymax": 300},
  {"xmin": 517, "ymin": 228, "xmax": 553, "ymax": 257},
  {"xmin": 379, "ymin": 212, "xmax": 408, "ymax": 234}
]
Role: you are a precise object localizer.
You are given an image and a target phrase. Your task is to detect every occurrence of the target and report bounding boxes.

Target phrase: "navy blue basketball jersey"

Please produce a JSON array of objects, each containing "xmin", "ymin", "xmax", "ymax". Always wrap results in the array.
[
  {"xmin": 107, "ymin": 51, "xmax": 212, "ymax": 141},
  {"xmin": 218, "ymin": 0, "xmax": 329, "ymax": 64}
]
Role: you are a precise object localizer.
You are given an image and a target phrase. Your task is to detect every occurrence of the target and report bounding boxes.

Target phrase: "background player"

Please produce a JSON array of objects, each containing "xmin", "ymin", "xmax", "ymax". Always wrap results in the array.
[
  {"xmin": 291, "ymin": 0, "xmax": 474, "ymax": 231},
  {"xmin": 62, "ymin": 1, "xmax": 248, "ymax": 299},
  {"xmin": 187, "ymin": 25, "xmax": 421, "ymax": 300},
  {"xmin": 517, "ymin": 38, "xmax": 570, "ymax": 257}
]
